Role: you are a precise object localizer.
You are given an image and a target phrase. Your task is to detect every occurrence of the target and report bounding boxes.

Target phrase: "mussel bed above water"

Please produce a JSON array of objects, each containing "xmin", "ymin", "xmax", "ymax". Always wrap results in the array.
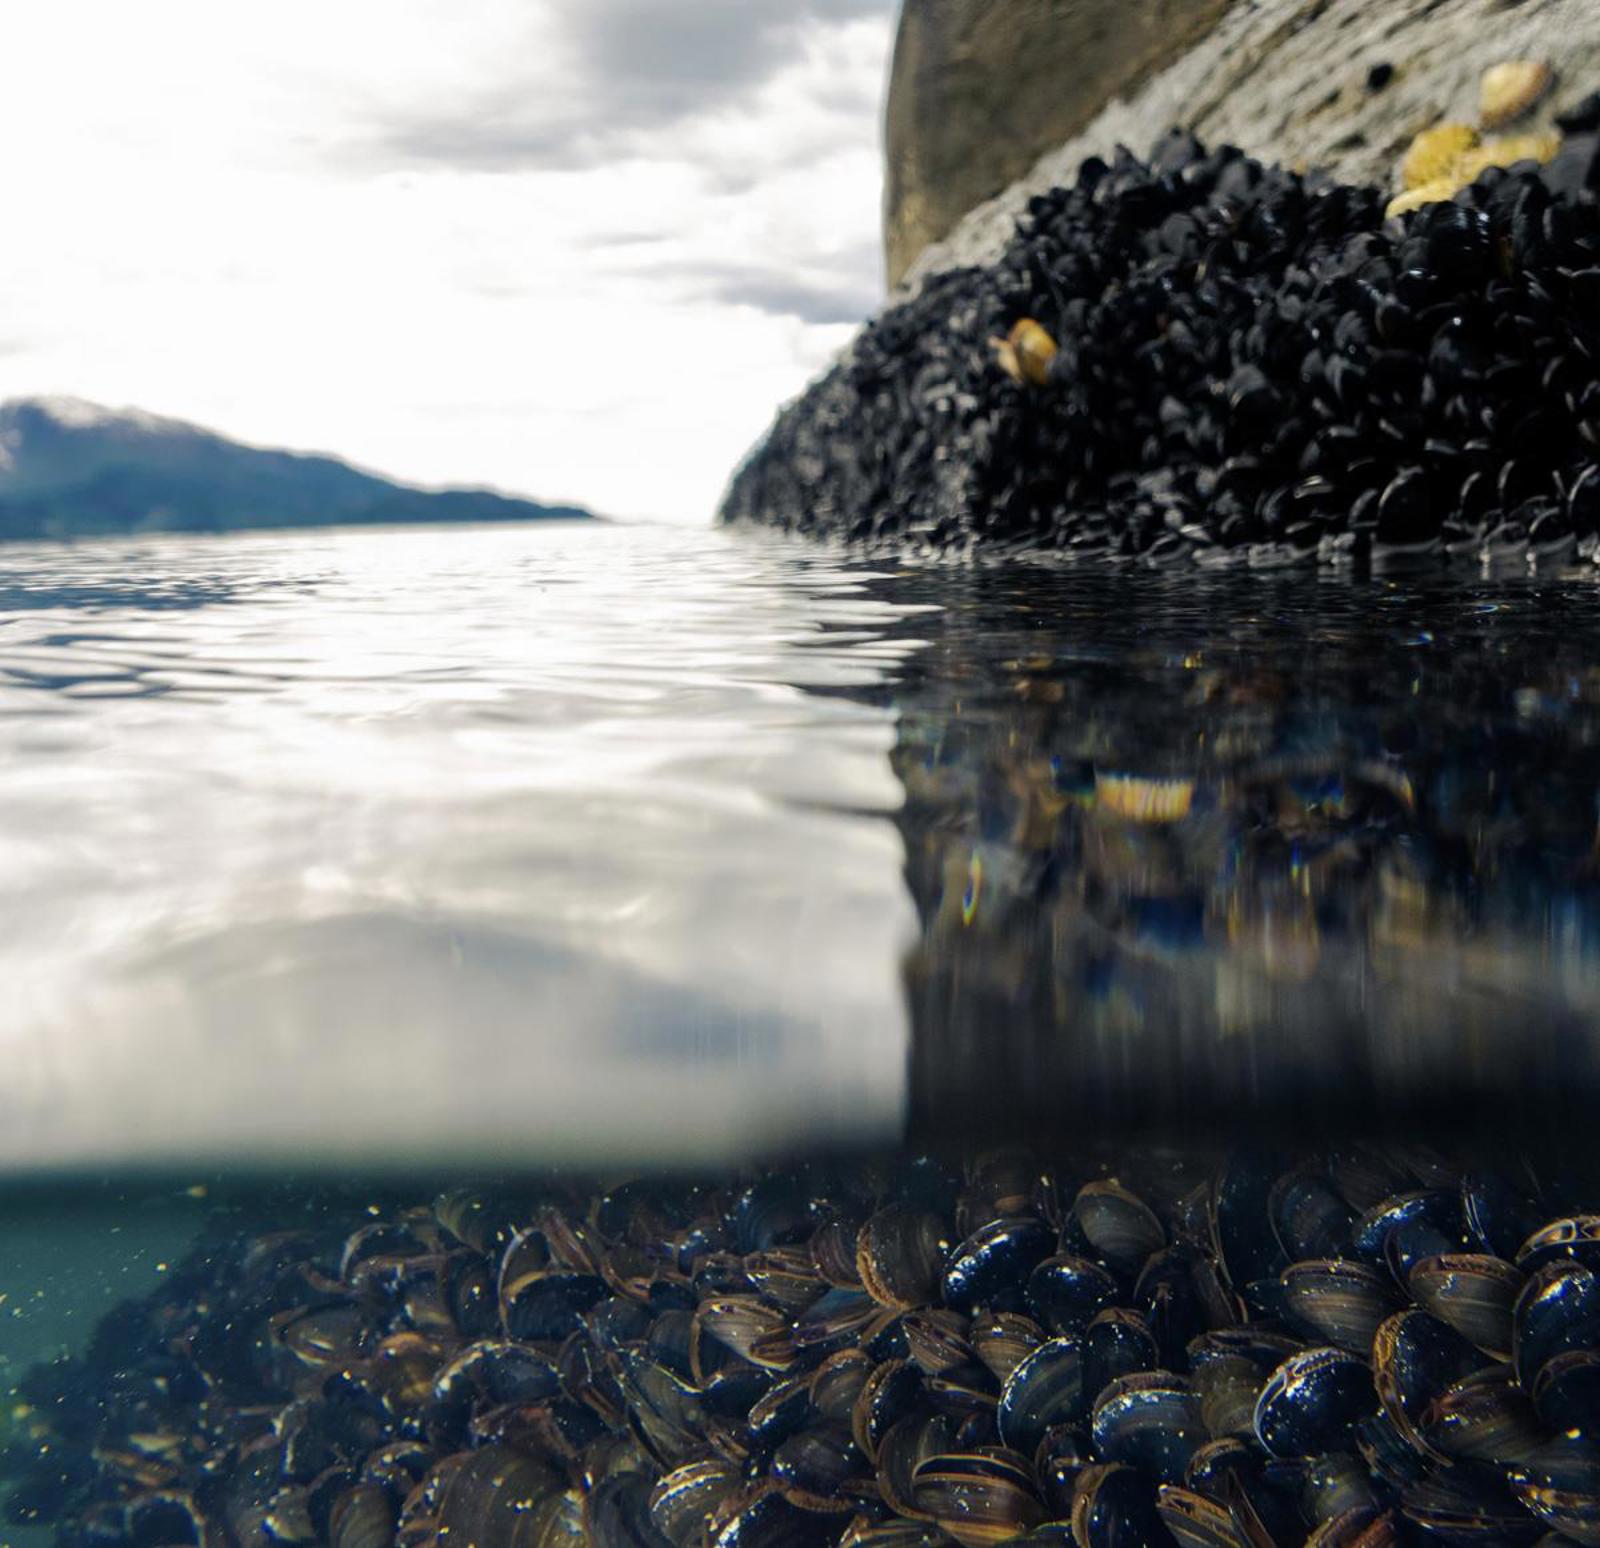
[
  {"xmin": 14, "ymin": 1152, "xmax": 1600, "ymax": 1546},
  {"xmin": 721, "ymin": 117, "xmax": 1600, "ymax": 565}
]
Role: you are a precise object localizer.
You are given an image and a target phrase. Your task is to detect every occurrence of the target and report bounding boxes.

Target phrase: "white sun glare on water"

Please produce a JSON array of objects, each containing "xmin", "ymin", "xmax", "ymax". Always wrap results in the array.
[{"xmin": 0, "ymin": 2, "xmax": 897, "ymax": 523}]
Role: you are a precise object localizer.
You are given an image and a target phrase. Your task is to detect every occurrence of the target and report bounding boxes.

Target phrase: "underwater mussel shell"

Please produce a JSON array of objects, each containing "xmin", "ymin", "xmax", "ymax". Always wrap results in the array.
[
  {"xmin": 27, "ymin": 1150, "xmax": 1600, "ymax": 1548},
  {"xmin": 1253, "ymin": 1347, "xmax": 1373, "ymax": 1459}
]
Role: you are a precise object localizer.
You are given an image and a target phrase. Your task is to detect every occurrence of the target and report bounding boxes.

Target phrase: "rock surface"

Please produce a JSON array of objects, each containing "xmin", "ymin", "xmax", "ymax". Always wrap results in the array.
[
  {"xmin": 901, "ymin": 0, "xmax": 1600, "ymax": 290},
  {"xmin": 883, "ymin": 0, "xmax": 1231, "ymax": 287}
]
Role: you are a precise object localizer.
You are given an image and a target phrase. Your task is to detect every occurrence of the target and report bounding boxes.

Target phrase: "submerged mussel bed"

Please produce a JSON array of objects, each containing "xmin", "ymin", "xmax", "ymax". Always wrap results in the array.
[
  {"xmin": 15, "ymin": 1153, "xmax": 1600, "ymax": 1546},
  {"xmin": 720, "ymin": 115, "xmax": 1600, "ymax": 563}
]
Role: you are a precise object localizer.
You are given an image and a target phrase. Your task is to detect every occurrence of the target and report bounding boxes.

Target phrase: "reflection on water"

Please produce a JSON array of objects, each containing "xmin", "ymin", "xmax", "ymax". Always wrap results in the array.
[
  {"xmin": 0, "ymin": 525, "xmax": 918, "ymax": 1169},
  {"xmin": 875, "ymin": 565, "xmax": 1600, "ymax": 1139},
  {"xmin": 4, "ymin": 524, "xmax": 1600, "ymax": 1165}
]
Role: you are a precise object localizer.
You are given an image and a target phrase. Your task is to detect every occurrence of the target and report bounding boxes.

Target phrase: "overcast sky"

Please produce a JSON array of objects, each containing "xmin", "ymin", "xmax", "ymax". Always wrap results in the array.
[{"xmin": 0, "ymin": 2, "xmax": 899, "ymax": 522}]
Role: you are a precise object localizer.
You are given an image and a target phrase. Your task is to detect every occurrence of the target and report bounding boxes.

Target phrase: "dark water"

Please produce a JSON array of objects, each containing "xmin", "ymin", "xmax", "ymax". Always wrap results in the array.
[{"xmin": 7, "ymin": 523, "xmax": 1600, "ymax": 1545}]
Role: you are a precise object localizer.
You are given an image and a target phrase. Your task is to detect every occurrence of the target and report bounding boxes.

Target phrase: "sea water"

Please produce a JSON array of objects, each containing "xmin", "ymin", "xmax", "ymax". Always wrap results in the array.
[{"xmin": 6, "ymin": 520, "xmax": 1600, "ymax": 1544}]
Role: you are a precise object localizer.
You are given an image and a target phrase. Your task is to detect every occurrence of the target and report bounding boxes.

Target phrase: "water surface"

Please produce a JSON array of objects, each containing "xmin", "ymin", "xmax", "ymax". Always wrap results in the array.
[{"xmin": 5, "ymin": 522, "xmax": 1600, "ymax": 1167}]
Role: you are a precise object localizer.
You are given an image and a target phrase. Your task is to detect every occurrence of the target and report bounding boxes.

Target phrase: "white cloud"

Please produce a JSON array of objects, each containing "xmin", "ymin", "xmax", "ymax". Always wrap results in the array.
[{"xmin": 0, "ymin": 2, "xmax": 896, "ymax": 522}]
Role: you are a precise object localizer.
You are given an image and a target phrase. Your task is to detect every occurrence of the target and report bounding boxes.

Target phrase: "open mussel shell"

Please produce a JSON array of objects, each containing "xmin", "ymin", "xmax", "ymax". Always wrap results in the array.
[
  {"xmin": 995, "ymin": 1338, "xmax": 1085, "ymax": 1460},
  {"xmin": 1508, "ymin": 1437, "xmax": 1600, "ymax": 1545},
  {"xmin": 1303, "ymin": 1507, "xmax": 1401, "ymax": 1547},
  {"xmin": 1254, "ymin": 1348, "xmax": 1373, "ymax": 1460},
  {"xmin": 1282, "ymin": 1260, "xmax": 1397, "ymax": 1353},
  {"xmin": 908, "ymin": 1448, "xmax": 1043, "ymax": 1548},
  {"xmin": 944, "ymin": 1220, "xmax": 1055, "ymax": 1316},
  {"xmin": 1073, "ymin": 1181, "xmax": 1166, "ymax": 1275},
  {"xmin": 1515, "ymin": 1260, "xmax": 1600, "ymax": 1391},
  {"xmin": 1090, "ymin": 1371, "xmax": 1206, "ymax": 1484},
  {"xmin": 1407, "ymin": 1254, "xmax": 1524, "ymax": 1359},
  {"xmin": 857, "ymin": 1208, "xmax": 950, "ymax": 1312}
]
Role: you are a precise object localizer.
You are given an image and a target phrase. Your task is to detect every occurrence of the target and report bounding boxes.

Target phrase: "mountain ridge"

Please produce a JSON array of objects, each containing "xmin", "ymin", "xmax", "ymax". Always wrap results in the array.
[{"xmin": 0, "ymin": 397, "xmax": 595, "ymax": 538}]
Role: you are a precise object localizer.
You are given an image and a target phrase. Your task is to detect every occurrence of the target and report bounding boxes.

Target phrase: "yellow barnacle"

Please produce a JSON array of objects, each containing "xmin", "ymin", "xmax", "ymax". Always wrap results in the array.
[
  {"xmin": 1400, "ymin": 122, "xmax": 1479, "ymax": 191},
  {"xmin": 990, "ymin": 318, "xmax": 1058, "ymax": 387},
  {"xmin": 1094, "ymin": 772, "xmax": 1195, "ymax": 825},
  {"xmin": 1385, "ymin": 178, "xmax": 1460, "ymax": 220},
  {"xmin": 1456, "ymin": 129, "xmax": 1562, "ymax": 182},
  {"xmin": 1481, "ymin": 59, "xmax": 1554, "ymax": 130}
]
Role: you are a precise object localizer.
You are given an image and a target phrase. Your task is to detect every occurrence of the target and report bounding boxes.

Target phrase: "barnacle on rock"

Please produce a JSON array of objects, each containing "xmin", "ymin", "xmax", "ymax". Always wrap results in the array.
[
  {"xmin": 991, "ymin": 318, "xmax": 1058, "ymax": 387},
  {"xmin": 1481, "ymin": 59, "xmax": 1555, "ymax": 130},
  {"xmin": 1456, "ymin": 129, "xmax": 1563, "ymax": 182},
  {"xmin": 1385, "ymin": 177, "xmax": 1460, "ymax": 219},
  {"xmin": 1401, "ymin": 122, "xmax": 1480, "ymax": 190}
]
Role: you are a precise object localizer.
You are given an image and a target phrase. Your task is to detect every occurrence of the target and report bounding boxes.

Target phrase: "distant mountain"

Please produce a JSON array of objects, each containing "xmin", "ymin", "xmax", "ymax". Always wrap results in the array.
[{"xmin": 0, "ymin": 397, "xmax": 595, "ymax": 538}]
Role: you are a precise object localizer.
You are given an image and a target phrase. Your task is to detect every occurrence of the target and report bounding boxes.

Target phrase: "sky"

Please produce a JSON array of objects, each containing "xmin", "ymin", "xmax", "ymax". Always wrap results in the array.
[{"xmin": 0, "ymin": 1, "xmax": 900, "ymax": 523}]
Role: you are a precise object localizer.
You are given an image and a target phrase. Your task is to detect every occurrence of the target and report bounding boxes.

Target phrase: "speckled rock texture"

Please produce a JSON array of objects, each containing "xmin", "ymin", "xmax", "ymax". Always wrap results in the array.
[{"xmin": 903, "ymin": 0, "xmax": 1600, "ymax": 288}]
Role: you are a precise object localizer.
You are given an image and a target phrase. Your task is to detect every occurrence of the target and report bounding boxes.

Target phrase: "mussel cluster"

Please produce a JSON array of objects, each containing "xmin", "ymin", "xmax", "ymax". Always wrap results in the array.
[
  {"xmin": 13, "ymin": 1151, "xmax": 1600, "ymax": 1547},
  {"xmin": 720, "ymin": 113, "xmax": 1600, "ymax": 564}
]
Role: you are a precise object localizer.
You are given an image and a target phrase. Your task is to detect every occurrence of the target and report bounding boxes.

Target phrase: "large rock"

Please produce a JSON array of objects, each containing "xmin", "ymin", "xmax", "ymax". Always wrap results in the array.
[
  {"xmin": 901, "ymin": 0, "xmax": 1600, "ymax": 289},
  {"xmin": 884, "ymin": 0, "xmax": 1230, "ymax": 287}
]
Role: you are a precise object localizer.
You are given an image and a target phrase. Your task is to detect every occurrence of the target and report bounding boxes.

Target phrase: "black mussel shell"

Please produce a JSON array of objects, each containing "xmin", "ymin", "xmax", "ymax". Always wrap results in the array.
[
  {"xmin": 1407, "ymin": 1255, "xmax": 1523, "ymax": 1359},
  {"xmin": 944, "ymin": 1219, "xmax": 1055, "ymax": 1316},
  {"xmin": 1515, "ymin": 1260, "xmax": 1600, "ymax": 1392},
  {"xmin": 909, "ymin": 1447, "xmax": 1044, "ymax": 1548},
  {"xmin": 1402, "ymin": 1460, "xmax": 1545, "ymax": 1545},
  {"xmin": 856, "ymin": 1208, "xmax": 950, "ymax": 1312},
  {"xmin": 971, "ymin": 1311, "xmax": 1046, "ymax": 1385},
  {"xmin": 1371, "ymin": 1309, "xmax": 1488, "ymax": 1462},
  {"xmin": 852, "ymin": 1359, "xmax": 924, "ymax": 1462},
  {"xmin": 1091, "ymin": 1371, "xmax": 1207, "ymax": 1484},
  {"xmin": 772, "ymin": 1423, "xmax": 872, "ymax": 1513},
  {"xmin": 1254, "ymin": 1347, "xmax": 1373, "ymax": 1459},
  {"xmin": 1026, "ymin": 1255, "xmax": 1120, "ymax": 1336},
  {"xmin": 1074, "ymin": 1181, "xmax": 1167, "ymax": 1274},
  {"xmin": 650, "ymin": 1460, "xmax": 742, "ymax": 1548},
  {"xmin": 1270, "ymin": 1170, "xmax": 1356, "ymax": 1262},
  {"xmin": 996, "ymin": 1337, "xmax": 1085, "ymax": 1459},
  {"xmin": 1507, "ymin": 1437, "xmax": 1600, "ymax": 1546},
  {"xmin": 1282, "ymin": 1259, "xmax": 1398, "ymax": 1353}
]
